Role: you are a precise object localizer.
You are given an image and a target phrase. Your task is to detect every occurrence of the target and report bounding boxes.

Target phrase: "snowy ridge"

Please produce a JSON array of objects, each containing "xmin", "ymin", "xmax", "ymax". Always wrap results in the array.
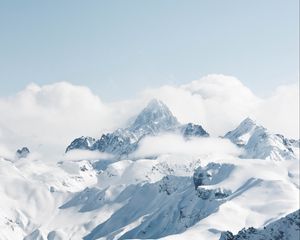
[
  {"xmin": 219, "ymin": 209, "xmax": 300, "ymax": 240},
  {"xmin": 224, "ymin": 118, "xmax": 257, "ymax": 146},
  {"xmin": 225, "ymin": 118, "xmax": 299, "ymax": 161},
  {"xmin": 244, "ymin": 127, "xmax": 298, "ymax": 160}
]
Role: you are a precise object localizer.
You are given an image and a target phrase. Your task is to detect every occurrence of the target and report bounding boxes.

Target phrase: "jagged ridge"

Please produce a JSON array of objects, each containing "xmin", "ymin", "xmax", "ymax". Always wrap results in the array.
[
  {"xmin": 224, "ymin": 118, "xmax": 299, "ymax": 161},
  {"xmin": 220, "ymin": 209, "xmax": 300, "ymax": 240}
]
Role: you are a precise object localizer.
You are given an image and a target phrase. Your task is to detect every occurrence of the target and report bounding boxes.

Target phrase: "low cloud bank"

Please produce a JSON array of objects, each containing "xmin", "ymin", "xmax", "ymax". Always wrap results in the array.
[
  {"xmin": 132, "ymin": 134, "xmax": 242, "ymax": 159},
  {"xmin": 63, "ymin": 149, "xmax": 112, "ymax": 162}
]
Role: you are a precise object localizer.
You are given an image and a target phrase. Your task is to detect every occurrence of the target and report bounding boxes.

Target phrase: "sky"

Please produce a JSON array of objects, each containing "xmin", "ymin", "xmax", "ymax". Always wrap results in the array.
[{"xmin": 0, "ymin": 0, "xmax": 299, "ymax": 101}]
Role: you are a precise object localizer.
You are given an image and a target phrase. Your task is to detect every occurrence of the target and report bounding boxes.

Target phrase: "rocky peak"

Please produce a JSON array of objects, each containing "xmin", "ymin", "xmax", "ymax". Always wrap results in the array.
[
  {"xmin": 129, "ymin": 99, "xmax": 179, "ymax": 135},
  {"xmin": 225, "ymin": 117, "xmax": 258, "ymax": 146}
]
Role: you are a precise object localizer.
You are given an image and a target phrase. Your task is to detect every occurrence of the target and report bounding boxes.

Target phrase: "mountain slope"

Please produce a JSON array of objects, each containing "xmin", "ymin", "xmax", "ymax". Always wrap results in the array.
[{"xmin": 225, "ymin": 118, "xmax": 299, "ymax": 161}]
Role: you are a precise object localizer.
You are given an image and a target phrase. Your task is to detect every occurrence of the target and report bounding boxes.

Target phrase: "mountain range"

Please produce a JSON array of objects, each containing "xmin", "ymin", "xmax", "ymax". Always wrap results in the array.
[
  {"xmin": 67, "ymin": 99, "xmax": 299, "ymax": 162},
  {"xmin": 66, "ymin": 99, "xmax": 209, "ymax": 156},
  {"xmin": 0, "ymin": 99, "xmax": 299, "ymax": 240}
]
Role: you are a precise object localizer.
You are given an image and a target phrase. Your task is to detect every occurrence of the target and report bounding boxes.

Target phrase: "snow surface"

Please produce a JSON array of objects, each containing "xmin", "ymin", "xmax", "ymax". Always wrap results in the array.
[{"xmin": 1, "ymin": 147, "xmax": 298, "ymax": 239}]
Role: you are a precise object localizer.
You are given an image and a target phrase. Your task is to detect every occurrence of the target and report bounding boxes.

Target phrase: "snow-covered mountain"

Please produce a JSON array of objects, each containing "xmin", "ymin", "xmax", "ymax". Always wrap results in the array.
[
  {"xmin": 219, "ymin": 209, "xmax": 300, "ymax": 240},
  {"xmin": 128, "ymin": 99, "xmax": 179, "ymax": 136},
  {"xmin": 0, "ymin": 105, "xmax": 299, "ymax": 240},
  {"xmin": 66, "ymin": 99, "xmax": 209, "ymax": 156},
  {"xmin": 224, "ymin": 118, "xmax": 257, "ymax": 146},
  {"xmin": 225, "ymin": 118, "xmax": 299, "ymax": 161}
]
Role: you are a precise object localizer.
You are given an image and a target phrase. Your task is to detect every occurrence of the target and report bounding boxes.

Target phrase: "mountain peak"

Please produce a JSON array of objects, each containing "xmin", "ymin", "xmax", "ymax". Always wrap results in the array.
[
  {"xmin": 129, "ymin": 99, "xmax": 179, "ymax": 134},
  {"xmin": 146, "ymin": 98, "xmax": 166, "ymax": 109},
  {"xmin": 224, "ymin": 117, "xmax": 259, "ymax": 146},
  {"xmin": 225, "ymin": 118, "xmax": 299, "ymax": 160},
  {"xmin": 239, "ymin": 117, "xmax": 257, "ymax": 127}
]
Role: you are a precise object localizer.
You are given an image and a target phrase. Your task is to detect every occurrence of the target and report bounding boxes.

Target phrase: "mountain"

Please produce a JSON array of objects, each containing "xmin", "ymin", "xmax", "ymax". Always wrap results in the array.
[
  {"xmin": 66, "ymin": 99, "xmax": 209, "ymax": 156},
  {"xmin": 128, "ymin": 99, "xmax": 179, "ymax": 136},
  {"xmin": 225, "ymin": 118, "xmax": 299, "ymax": 161},
  {"xmin": 219, "ymin": 209, "xmax": 300, "ymax": 240}
]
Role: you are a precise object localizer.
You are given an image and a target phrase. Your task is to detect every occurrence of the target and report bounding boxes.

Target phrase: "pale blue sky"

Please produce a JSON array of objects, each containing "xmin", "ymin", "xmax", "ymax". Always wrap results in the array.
[{"xmin": 0, "ymin": 0, "xmax": 298, "ymax": 100}]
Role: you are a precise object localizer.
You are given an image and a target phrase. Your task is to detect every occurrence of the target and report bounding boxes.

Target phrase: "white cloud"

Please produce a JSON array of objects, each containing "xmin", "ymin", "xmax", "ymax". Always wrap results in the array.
[
  {"xmin": 256, "ymin": 84, "xmax": 299, "ymax": 138},
  {"xmin": 0, "ymin": 75, "xmax": 298, "ymax": 159},
  {"xmin": 0, "ymin": 82, "xmax": 119, "ymax": 155},
  {"xmin": 0, "ymin": 143, "xmax": 15, "ymax": 160},
  {"xmin": 140, "ymin": 74, "xmax": 261, "ymax": 136},
  {"xmin": 139, "ymin": 74, "xmax": 299, "ymax": 138},
  {"xmin": 133, "ymin": 134, "xmax": 242, "ymax": 159},
  {"xmin": 63, "ymin": 149, "xmax": 112, "ymax": 161}
]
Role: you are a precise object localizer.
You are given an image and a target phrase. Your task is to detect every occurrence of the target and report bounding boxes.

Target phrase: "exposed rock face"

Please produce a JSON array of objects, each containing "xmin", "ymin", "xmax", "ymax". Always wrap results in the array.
[
  {"xmin": 66, "ymin": 99, "xmax": 209, "ymax": 157},
  {"xmin": 219, "ymin": 209, "xmax": 300, "ymax": 240},
  {"xmin": 197, "ymin": 187, "xmax": 232, "ymax": 200},
  {"xmin": 128, "ymin": 99, "xmax": 179, "ymax": 136},
  {"xmin": 193, "ymin": 163, "xmax": 233, "ymax": 201},
  {"xmin": 224, "ymin": 118, "xmax": 299, "ymax": 161},
  {"xmin": 193, "ymin": 163, "xmax": 235, "ymax": 189},
  {"xmin": 16, "ymin": 147, "xmax": 30, "ymax": 159},
  {"xmin": 92, "ymin": 129, "xmax": 139, "ymax": 156},
  {"xmin": 65, "ymin": 137, "xmax": 96, "ymax": 152},
  {"xmin": 181, "ymin": 123, "xmax": 209, "ymax": 138},
  {"xmin": 225, "ymin": 117, "xmax": 257, "ymax": 146}
]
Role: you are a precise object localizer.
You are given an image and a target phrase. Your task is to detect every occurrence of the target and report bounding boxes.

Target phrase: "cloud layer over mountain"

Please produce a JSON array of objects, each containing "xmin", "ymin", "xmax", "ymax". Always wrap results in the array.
[
  {"xmin": 0, "ymin": 74, "xmax": 298, "ymax": 156},
  {"xmin": 133, "ymin": 134, "xmax": 241, "ymax": 159}
]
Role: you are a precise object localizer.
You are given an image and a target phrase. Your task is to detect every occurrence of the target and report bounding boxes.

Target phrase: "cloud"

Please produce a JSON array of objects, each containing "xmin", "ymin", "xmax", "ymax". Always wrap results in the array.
[
  {"xmin": 0, "ymin": 143, "xmax": 15, "ymax": 160},
  {"xmin": 140, "ymin": 74, "xmax": 261, "ymax": 136},
  {"xmin": 256, "ymin": 84, "xmax": 299, "ymax": 138},
  {"xmin": 139, "ymin": 74, "xmax": 299, "ymax": 138},
  {"xmin": 63, "ymin": 149, "xmax": 112, "ymax": 161},
  {"xmin": 0, "ymin": 75, "xmax": 298, "ymax": 159},
  {"xmin": 133, "ymin": 134, "xmax": 242, "ymax": 159},
  {"xmin": 0, "ymin": 82, "xmax": 120, "ymax": 155}
]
